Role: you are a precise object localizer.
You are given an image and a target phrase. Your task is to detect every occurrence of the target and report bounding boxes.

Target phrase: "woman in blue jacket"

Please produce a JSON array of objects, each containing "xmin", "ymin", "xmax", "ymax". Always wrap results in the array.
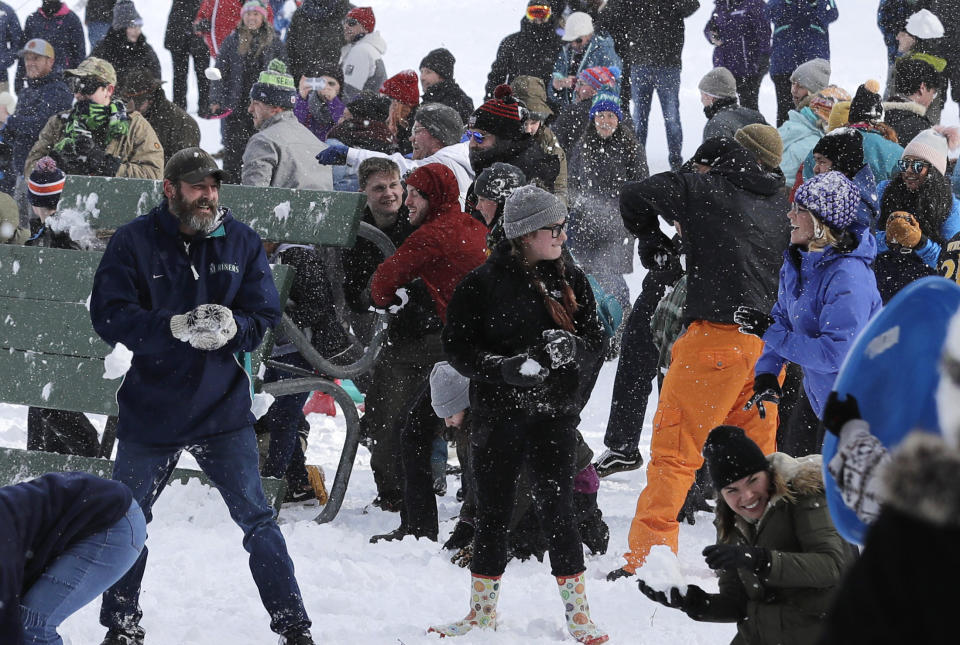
[
  {"xmin": 876, "ymin": 128, "xmax": 960, "ymax": 268},
  {"xmin": 735, "ymin": 171, "xmax": 881, "ymax": 452},
  {"xmin": 0, "ymin": 472, "xmax": 145, "ymax": 645},
  {"xmin": 768, "ymin": 0, "xmax": 838, "ymax": 126}
]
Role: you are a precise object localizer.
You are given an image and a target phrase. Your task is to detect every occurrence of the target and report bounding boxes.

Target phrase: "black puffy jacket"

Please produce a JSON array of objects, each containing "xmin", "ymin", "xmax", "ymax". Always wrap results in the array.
[
  {"xmin": 600, "ymin": 0, "xmax": 700, "ymax": 68},
  {"xmin": 485, "ymin": 18, "xmax": 563, "ymax": 100}
]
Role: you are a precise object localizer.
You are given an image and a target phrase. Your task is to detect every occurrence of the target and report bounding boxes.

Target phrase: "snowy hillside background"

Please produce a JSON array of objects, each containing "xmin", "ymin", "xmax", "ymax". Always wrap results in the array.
[{"xmin": 0, "ymin": 1, "xmax": 952, "ymax": 643}]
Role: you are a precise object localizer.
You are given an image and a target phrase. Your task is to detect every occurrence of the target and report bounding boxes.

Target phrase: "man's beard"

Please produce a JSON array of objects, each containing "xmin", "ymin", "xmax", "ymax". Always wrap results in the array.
[{"xmin": 171, "ymin": 188, "xmax": 220, "ymax": 234}]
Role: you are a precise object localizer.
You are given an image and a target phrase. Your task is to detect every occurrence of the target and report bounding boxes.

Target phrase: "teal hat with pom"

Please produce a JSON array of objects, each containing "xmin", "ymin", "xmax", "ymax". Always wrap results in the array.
[
  {"xmin": 589, "ymin": 91, "xmax": 622, "ymax": 121},
  {"xmin": 249, "ymin": 59, "xmax": 297, "ymax": 108}
]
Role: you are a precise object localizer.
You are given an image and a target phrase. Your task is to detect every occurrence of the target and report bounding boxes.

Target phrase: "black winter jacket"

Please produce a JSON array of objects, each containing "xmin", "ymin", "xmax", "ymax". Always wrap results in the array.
[
  {"xmin": 140, "ymin": 88, "xmax": 201, "ymax": 165},
  {"xmin": 91, "ymin": 29, "xmax": 162, "ymax": 87},
  {"xmin": 485, "ymin": 18, "xmax": 563, "ymax": 100},
  {"xmin": 601, "ymin": 0, "xmax": 700, "ymax": 68},
  {"xmin": 881, "ymin": 97, "xmax": 930, "ymax": 147},
  {"xmin": 443, "ymin": 243, "xmax": 604, "ymax": 419},
  {"xmin": 340, "ymin": 206, "xmax": 442, "ymax": 342},
  {"xmin": 621, "ymin": 145, "xmax": 790, "ymax": 324},
  {"xmin": 165, "ymin": 0, "xmax": 203, "ymax": 50},
  {"xmin": 285, "ymin": 0, "xmax": 350, "ymax": 85},
  {"xmin": 210, "ymin": 26, "xmax": 285, "ymax": 111},
  {"xmin": 422, "ymin": 79, "xmax": 475, "ymax": 124}
]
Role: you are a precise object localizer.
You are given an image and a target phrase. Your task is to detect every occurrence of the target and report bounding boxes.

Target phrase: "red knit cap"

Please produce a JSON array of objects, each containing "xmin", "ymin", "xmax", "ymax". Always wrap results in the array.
[
  {"xmin": 346, "ymin": 7, "xmax": 375, "ymax": 33},
  {"xmin": 380, "ymin": 70, "xmax": 420, "ymax": 107}
]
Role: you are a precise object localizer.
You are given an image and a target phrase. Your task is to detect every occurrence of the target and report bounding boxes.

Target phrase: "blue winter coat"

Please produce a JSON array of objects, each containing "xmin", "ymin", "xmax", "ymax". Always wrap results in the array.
[
  {"xmin": 90, "ymin": 201, "xmax": 281, "ymax": 446},
  {"xmin": 755, "ymin": 229, "xmax": 881, "ymax": 417},
  {"xmin": 2, "ymin": 71, "xmax": 73, "ymax": 175},
  {"xmin": 851, "ymin": 164, "xmax": 880, "ymax": 231},
  {"xmin": 874, "ymin": 179, "xmax": 960, "ymax": 268},
  {"xmin": 767, "ymin": 0, "xmax": 838, "ymax": 76},
  {"xmin": 0, "ymin": 473, "xmax": 132, "ymax": 645},
  {"xmin": 779, "ymin": 106, "xmax": 822, "ymax": 187},
  {"xmin": 14, "ymin": 5, "xmax": 85, "ymax": 90},
  {"xmin": 705, "ymin": 0, "xmax": 771, "ymax": 78},
  {"xmin": 0, "ymin": 2, "xmax": 22, "ymax": 83},
  {"xmin": 549, "ymin": 33, "xmax": 622, "ymax": 105},
  {"xmin": 803, "ymin": 130, "xmax": 904, "ymax": 185}
]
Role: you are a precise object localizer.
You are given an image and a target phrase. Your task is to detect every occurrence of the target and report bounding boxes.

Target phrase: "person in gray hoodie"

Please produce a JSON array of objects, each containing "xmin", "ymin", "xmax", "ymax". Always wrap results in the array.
[{"xmin": 241, "ymin": 59, "xmax": 333, "ymax": 190}]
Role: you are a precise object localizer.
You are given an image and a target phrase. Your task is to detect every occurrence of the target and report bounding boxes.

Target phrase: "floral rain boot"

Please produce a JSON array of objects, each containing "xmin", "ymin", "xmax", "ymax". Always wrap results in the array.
[
  {"xmin": 428, "ymin": 574, "xmax": 500, "ymax": 637},
  {"xmin": 557, "ymin": 572, "xmax": 609, "ymax": 644}
]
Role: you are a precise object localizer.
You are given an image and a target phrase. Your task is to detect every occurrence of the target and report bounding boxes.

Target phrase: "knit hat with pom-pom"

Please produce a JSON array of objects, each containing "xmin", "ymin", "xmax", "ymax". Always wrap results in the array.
[
  {"xmin": 848, "ymin": 79, "xmax": 883, "ymax": 124},
  {"xmin": 28, "ymin": 156, "xmax": 66, "ymax": 209},
  {"xmin": 794, "ymin": 170, "xmax": 861, "ymax": 231},
  {"xmin": 249, "ymin": 59, "xmax": 296, "ymax": 108},
  {"xmin": 379, "ymin": 70, "xmax": 420, "ymax": 107},
  {"xmin": 469, "ymin": 84, "xmax": 527, "ymax": 141}
]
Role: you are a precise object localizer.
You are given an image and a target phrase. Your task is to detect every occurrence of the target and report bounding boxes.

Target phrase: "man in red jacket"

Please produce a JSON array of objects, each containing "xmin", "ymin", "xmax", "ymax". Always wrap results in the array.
[{"xmin": 368, "ymin": 162, "xmax": 488, "ymax": 544}]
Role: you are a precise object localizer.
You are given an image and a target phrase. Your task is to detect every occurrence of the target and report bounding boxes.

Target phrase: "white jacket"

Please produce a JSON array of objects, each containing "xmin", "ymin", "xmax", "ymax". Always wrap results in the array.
[
  {"xmin": 346, "ymin": 141, "xmax": 475, "ymax": 209},
  {"xmin": 339, "ymin": 31, "xmax": 387, "ymax": 101}
]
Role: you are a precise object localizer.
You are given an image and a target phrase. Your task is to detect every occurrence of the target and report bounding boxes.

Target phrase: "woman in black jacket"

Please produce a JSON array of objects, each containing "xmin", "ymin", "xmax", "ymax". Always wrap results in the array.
[
  {"xmin": 91, "ymin": 1, "xmax": 162, "ymax": 85},
  {"xmin": 432, "ymin": 185, "xmax": 608, "ymax": 644}
]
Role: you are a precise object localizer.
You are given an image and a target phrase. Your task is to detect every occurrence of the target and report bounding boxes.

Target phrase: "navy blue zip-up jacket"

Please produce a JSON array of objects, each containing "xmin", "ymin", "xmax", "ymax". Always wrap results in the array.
[
  {"xmin": 0, "ymin": 473, "xmax": 133, "ymax": 645},
  {"xmin": 90, "ymin": 200, "xmax": 281, "ymax": 446}
]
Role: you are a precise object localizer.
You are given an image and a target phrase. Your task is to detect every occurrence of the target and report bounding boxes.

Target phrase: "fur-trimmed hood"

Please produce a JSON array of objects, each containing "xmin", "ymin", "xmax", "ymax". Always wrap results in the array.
[
  {"xmin": 882, "ymin": 97, "xmax": 928, "ymax": 117},
  {"xmin": 883, "ymin": 431, "xmax": 960, "ymax": 528},
  {"xmin": 716, "ymin": 452, "xmax": 824, "ymax": 540}
]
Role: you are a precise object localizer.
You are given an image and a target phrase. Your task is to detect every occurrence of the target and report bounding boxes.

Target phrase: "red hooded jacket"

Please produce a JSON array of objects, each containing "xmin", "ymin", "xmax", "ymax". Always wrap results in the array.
[{"xmin": 371, "ymin": 164, "xmax": 488, "ymax": 323}]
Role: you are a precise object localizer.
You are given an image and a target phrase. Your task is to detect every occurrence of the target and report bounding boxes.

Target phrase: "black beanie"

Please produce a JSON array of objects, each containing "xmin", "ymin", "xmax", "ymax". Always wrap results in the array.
[
  {"xmin": 848, "ymin": 81, "xmax": 883, "ymax": 124},
  {"xmin": 812, "ymin": 127, "xmax": 865, "ymax": 177},
  {"xmin": 469, "ymin": 84, "xmax": 527, "ymax": 141},
  {"xmin": 702, "ymin": 425, "xmax": 769, "ymax": 490},
  {"xmin": 347, "ymin": 90, "xmax": 391, "ymax": 122},
  {"xmin": 420, "ymin": 48, "xmax": 455, "ymax": 80},
  {"xmin": 690, "ymin": 136, "xmax": 742, "ymax": 167}
]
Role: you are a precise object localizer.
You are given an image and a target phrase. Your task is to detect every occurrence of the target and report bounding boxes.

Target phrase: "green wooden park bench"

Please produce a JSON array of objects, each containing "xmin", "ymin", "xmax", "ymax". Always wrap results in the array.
[{"xmin": 0, "ymin": 176, "xmax": 395, "ymax": 523}]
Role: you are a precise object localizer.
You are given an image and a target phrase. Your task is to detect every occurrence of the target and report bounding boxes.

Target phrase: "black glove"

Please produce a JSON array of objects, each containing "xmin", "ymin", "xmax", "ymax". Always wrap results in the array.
[
  {"xmin": 500, "ymin": 353, "xmax": 549, "ymax": 387},
  {"xmin": 638, "ymin": 581, "xmax": 711, "ymax": 618},
  {"xmin": 733, "ymin": 305, "xmax": 774, "ymax": 338},
  {"xmin": 822, "ymin": 391, "xmax": 861, "ymax": 436},
  {"xmin": 80, "ymin": 142, "xmax": 121, "ymax": 176},
  {"xmin": 539, "ymin": 329, "xmax": 577, "ymax": 369},
  {"xmin": 703, "ymin": 544, "xmax": 771, "ymax": 577},
  {"xmin": 638, "ymin": 239, "xmax": 681, "ymax": 275},
  {"xmin": 743, "ymin": 372, "xmax": 781, "ymax": 420}
]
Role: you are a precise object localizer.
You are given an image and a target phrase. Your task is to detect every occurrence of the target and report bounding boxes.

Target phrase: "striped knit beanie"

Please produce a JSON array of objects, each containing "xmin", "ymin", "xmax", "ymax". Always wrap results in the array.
[
  {"xmin": 469, "ymin": 84, "xmax": 527, "ymax": 141},
  {"xmin": 28, "ymin": 156, "xmax": 66, "ymax": 209}
]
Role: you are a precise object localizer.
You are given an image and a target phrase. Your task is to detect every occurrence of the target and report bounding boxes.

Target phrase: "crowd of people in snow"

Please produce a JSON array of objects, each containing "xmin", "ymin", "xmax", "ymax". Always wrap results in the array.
[{"xmin": 3, "ymin": 0, "xmax": 960, "ymax": 644}]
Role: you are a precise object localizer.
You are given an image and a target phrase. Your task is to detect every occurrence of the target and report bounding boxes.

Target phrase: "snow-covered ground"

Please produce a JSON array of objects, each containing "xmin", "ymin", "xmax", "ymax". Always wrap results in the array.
[{"xmin": 1, "ymin": 1, "xmax": 953, "ymax": 643}]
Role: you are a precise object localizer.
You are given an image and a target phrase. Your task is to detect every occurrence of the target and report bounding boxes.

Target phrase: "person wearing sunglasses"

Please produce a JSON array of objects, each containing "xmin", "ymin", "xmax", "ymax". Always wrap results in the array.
[
  {"xmin": 549, "ymin": 11, "xmax": 621, "ymax": 107},
  {"xmin": 25, "ymin": 56, "xmax": 163, "ymax": 180},
  {"xmin": 874, "ymin": 128, "xmax": 960, "ymax": 270},
  {"xmin": 338, "ymin": 6, "xmax": 386, "ymax": 103},
  {"xmin": 483, "ymin": 1, "xmax": 562, "ymax": 103},
  {"xmin": 435, "ymin": 185, "xmax": 608, "ymax": 644}
]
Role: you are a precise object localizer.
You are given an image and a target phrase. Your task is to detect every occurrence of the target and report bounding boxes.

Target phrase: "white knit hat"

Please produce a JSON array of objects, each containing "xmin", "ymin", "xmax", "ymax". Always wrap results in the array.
[
  {"xmin": 903, "ymin": 128, "xmax": 949, "ymax": 175},
  {"xmin": 562, "ymin": 12, "xmax": 593, "ymax": 42},
  {"xmin": 906, "ymin": 9, "xmax": 945, "ymax": 40}
]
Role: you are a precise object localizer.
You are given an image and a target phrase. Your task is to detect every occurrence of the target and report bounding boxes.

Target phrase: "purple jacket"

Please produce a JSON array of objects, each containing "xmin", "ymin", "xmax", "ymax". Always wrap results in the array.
[
  {"xmin": 705, "ymin": 0, "xmax": 771, "ymax": 78},
  {"xmin": 293, "ymin": 93, "xmax": 345, "ymax": 142}
]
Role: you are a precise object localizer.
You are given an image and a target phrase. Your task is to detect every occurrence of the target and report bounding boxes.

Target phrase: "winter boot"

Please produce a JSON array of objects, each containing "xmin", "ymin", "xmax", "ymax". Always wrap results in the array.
[
  {"xmin": 428, "ymin": 574, "xmax": 500, "ymax": 637},
  {"xmin": 100, "ymin": 627, "xmax": 145, "ymax": 645},
  {"xmin": 556, "ymin": 572, "xmax": 609, "ymax": 644},
  {"xmin": 279, "ymin": 627, "xmax": 315, "ymax": 644}
]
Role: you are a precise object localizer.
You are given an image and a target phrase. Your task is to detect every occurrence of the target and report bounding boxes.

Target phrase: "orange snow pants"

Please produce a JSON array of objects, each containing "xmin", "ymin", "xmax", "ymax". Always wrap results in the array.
[{"xmin": 622, "ymin": 321, "xmax": 778, "ymax": 572}]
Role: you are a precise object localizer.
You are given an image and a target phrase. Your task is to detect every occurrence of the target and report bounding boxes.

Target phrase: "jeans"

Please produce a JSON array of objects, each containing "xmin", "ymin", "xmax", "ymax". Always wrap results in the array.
[
  {"xmin": 259, "ymin": 352, "xmax": 313, "ymax": 480},
  {"xmin": 772, "ymin": 73, "xmax": 793, "ymax": 127},
  {"xmin": 630, "ymin": 65, "xmax": 683, "ymax": 169},
  {"xmin": 21, "ymin": 502, "xmax": 146, "ymax": 645},
  {"xmin": 602, "ymin": 270, "xmax": 673, "ymax": 452},
  {"xmin": 100, "ymin": 428, "xmax": 310, "ymax": 636},
  {"xmin": 87, "ymin": 22, "xmax": 110, "ymax": 50}
]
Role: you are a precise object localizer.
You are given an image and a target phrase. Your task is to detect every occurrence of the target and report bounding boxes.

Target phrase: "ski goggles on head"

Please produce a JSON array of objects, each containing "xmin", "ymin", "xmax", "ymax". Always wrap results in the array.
[
  {"xmin": 69, "ymin": 75, "xmax": 107, "ymax": 96},
  {"xmin": 897, "ymin": 158, "xmax": 931, "ymax": 174},
  {"xmin": 526, "ymin": 4, "xmax": 552, "ymax": 21}
]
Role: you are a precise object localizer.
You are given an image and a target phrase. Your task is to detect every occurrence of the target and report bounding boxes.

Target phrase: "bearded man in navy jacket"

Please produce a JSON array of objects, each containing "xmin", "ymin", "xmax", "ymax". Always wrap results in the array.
[{"xmin": 89, "ymin": 147, "xmax": 315, "ymax": 645}]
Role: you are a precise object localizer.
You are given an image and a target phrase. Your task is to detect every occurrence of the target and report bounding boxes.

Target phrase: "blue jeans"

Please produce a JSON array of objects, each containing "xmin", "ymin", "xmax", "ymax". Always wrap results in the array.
[
  {"xmin": 87, "ymin": 22, "xmax": 110, "ymax": 50},
  {"xmin": 630, "ymin": 65, "xmax": 683, "ymax": 170},
  {"xmin": 21, "ymin": 502, "xmax": 146, "ymax": 644},
  {"xmin": 100, "ymin": 428, "xmax": 310, "ymax": 636},
  {"xmin": 260, "ymin": 353, "xmax": 313, "ymax": 480}
]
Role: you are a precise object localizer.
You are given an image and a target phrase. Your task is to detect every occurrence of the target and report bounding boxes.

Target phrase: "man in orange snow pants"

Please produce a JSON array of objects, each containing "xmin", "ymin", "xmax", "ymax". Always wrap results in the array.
[{"xmin": 610, "ymin": 136, "xmax": 791, "ymax": 576}]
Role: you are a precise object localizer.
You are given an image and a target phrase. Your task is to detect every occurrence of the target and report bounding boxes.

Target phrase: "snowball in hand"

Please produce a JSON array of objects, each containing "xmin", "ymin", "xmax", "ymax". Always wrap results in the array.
[
  {"xmin": 519, "ymin": 358, "xmax": 543, "ymax": 376},
  {"xmin": 204, "ymin": 67, "xmax": 222, "ymax": 81},
  {"xmin": 103, "ymin": 343, "xmax": 133, "ymax": 380},
  {"xmin": 251, "ymin": 392, "xmax": 275, "ymax": 420},
  {"xmin": 637, "ymin": 545, "xmax": 688, "ymax": 595}
]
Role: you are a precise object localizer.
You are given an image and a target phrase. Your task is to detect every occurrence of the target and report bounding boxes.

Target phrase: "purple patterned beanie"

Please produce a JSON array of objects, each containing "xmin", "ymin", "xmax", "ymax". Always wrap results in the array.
[{"xmin": 793, "ymin": 170, "xmax": 860, "ymax": 231}]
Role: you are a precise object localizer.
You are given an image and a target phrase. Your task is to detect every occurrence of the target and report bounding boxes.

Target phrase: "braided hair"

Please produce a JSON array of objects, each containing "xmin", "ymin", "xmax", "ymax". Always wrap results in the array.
[{"xmin": 509, "ymin": 240, "xmax": 579, "ymax": 333}]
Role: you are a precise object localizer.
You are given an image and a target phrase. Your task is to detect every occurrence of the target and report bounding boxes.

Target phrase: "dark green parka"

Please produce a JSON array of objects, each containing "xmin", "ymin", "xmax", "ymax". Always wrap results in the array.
[{"xmin": 696, "ymin": 453, "xmax": 854, "ymax": 645}]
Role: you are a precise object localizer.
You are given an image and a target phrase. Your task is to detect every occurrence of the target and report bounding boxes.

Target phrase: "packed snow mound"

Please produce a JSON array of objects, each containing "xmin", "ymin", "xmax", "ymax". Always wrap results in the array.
[
  {"xmin": 637, "ymin": 545, "xmax": 688, "ymax": 594},
  {"xmin": 47, "ymin": 208, "xmax": 100, "ymax": 250},
  {"xmin": 103, "ymin": 343, "xmax": 133, "ymax": 380}
]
